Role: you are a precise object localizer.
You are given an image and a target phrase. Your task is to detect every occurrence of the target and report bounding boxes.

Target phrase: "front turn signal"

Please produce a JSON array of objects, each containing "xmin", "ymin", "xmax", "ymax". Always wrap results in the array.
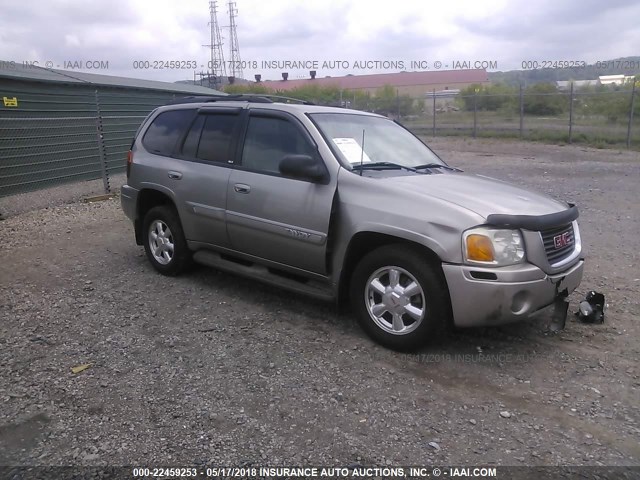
[{"xmin": 465, "ymin": 234, "xmax": 495, "ymax": 262}]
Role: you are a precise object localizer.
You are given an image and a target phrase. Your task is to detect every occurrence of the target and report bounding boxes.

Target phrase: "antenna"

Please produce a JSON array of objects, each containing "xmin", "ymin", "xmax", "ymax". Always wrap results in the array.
[
  {"xmin": 202, "ymin": 1, "xmax": 226, "ymax": 88},
  {"xmin": 359, "ymin": 129, "xmax": 365, "ymax": 176},
  {"xmin": 227, "ymin": 1, "xmax": 243, "ymax": 80}
]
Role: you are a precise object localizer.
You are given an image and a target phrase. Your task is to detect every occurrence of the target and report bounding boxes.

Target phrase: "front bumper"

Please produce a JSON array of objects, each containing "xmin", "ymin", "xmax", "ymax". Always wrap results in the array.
[{"xmin": 442, "ymin": 259, "xmax": 584, "ymax": 328}]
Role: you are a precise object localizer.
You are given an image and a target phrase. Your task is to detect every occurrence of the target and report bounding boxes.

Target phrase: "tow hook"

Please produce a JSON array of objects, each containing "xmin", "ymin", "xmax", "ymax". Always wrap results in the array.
[{"xmin": 550, "ymin": 288, "xmax": 569, "ymax": 332}]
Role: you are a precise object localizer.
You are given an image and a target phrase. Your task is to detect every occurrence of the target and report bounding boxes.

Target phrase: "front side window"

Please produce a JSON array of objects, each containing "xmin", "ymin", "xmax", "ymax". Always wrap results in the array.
[
  {"xmin": 241, "ymin": 116, "xmax": 316, "ymax": 174},
  {"xmin": 142, "ymin": 109, "xmax": 195, "ymax": 156}
]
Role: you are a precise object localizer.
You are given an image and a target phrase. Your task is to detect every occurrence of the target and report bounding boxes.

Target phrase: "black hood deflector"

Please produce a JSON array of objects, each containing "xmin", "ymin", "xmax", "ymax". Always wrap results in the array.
[{"xmin": 486, "ymin": 204, "xmax": 579, "ymax": 231}]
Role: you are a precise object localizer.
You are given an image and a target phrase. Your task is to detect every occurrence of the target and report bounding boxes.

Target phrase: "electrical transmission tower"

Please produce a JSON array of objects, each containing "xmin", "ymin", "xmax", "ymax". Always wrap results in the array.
[
  {"xmin": 227, "ymin": 1, "xmax": 242, "ymax": 80},
  {"xmin": 202, "ymin": 0, "xmax": 226, "ymax": 87}
]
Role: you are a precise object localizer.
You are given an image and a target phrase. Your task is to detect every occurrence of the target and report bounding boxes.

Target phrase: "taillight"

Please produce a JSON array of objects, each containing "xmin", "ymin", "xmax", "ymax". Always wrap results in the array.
[{"xmin": 126, "ymin": 150, "xmax": 133, "ymax": 178}]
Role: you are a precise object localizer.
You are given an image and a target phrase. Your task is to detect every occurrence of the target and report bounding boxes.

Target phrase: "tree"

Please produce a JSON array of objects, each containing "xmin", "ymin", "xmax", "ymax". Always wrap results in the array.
[
  {"xmin": 372, "ymin": 85, "xmax": 397, "ymax": 115},
  {"xmin": 223, "ymin": 84, "xmax": 271, "ymax": 94},
  {"xmin": 523, "ymin": 83, "xmax": 566, "ymax": 115},
  {"xmin": 459, "ymin": 84, "xmax": 518, "ymax": 111},
  {"xmin": 222, "ymin": 83, "xmax": 419, "ymax": 115},
  {"xmin": 276, "ymin": 85, "xmax": 343, "ymax": 105},
  {"xmin": 367, "ymin": 85, "xmax": 418, "ymax": 117}
]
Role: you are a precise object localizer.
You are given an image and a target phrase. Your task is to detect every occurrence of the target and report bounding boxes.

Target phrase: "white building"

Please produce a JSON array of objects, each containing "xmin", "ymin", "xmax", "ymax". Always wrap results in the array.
[
  {"xmin": 598, "ymin": 74, "xmax": 635, "ymax": 86},
  {"xmin": 556, "ymin": 80, "xmax": 599, "ymax": 90}
]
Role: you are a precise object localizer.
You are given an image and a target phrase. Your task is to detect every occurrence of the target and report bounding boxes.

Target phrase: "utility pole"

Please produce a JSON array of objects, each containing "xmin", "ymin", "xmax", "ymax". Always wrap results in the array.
[{"xmin": 227, "ymin": 1, "xmax": 242, "ymax": 80}]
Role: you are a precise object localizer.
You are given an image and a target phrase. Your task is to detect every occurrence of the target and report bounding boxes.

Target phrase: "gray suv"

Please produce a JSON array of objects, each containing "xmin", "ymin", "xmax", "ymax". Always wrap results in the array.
[{"xmin": 121, "ymin": 95, "xmax": 584, "ymax": 350}]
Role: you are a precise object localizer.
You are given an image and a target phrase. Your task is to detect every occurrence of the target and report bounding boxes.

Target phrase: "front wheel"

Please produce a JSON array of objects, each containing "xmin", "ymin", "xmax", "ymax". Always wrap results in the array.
[{"xmin": 350, "ymin": 245, "xmax": 450, "ymax": 350}]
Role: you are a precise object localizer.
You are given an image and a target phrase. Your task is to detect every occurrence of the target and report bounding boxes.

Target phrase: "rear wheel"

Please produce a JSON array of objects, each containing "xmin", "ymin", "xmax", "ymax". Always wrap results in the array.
[
  {"xmin": 350, "ymin": 245, "xmax": 450, "ymax": 350},
  {"xmin": 142, "ymin": 205, "xmax": 191, "ymax": 275}
]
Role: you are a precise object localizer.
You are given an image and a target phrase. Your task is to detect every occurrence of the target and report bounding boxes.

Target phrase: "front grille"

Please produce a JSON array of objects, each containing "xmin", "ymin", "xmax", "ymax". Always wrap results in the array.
[{"xmin": 541, "ymin": 223, "xmax": 575, "ymax": 264}]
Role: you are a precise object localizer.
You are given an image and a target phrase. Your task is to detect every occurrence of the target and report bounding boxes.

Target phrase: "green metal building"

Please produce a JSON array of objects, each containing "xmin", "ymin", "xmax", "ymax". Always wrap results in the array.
[{"xmin": 0, "ymin": 63, "xmax": 224, "ymax": 197}]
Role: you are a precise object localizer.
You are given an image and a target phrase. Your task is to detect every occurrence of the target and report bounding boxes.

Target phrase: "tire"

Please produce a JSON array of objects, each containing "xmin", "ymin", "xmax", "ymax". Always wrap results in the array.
[
  {"xmin": 142, "ymin": 205, "xmax": 192, "ymax": 276},
  {"xmin": 350, "ymin": 244, "xmax": 451, "ymax": 350}
]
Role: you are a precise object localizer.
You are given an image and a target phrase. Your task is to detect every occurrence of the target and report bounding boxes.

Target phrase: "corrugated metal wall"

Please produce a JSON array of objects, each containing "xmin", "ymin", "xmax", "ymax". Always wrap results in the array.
[
  {"xmin": 95, "ymin": 88, "xmax": 181, "ymax": 187},
  {"xmin": 0, "ymin": 79, "xmax": 180, "ymax": 197}
]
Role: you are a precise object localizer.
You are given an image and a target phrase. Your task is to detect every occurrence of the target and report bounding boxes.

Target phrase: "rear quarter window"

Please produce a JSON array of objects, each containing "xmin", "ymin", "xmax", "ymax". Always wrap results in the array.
[{"xmin": 142, "ymin": 109, "xmax": 195, "ymax": 156}]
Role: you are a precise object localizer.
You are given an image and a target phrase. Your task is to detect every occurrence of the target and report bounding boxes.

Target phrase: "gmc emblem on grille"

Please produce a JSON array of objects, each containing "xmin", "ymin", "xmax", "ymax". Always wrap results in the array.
[{"xmin": 554, "ymin": 232, "xmax": 571, "ymax": 249}]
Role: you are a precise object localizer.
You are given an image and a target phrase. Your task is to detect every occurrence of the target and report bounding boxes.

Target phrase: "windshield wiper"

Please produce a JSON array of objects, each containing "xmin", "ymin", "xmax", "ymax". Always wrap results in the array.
[
  {"xmin": 413, "ymin": 163, "xmax": 462, "ymax": 172},
  {"xmin": 352, "ymin": 162, "xmax": 418, "ymax": 172}
]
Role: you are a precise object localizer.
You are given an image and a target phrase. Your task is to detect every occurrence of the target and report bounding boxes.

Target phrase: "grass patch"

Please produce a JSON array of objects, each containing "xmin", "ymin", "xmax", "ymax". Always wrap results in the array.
[{"xmin": 409, "ymin": 124, "xmax": 640, "ymax": 151}]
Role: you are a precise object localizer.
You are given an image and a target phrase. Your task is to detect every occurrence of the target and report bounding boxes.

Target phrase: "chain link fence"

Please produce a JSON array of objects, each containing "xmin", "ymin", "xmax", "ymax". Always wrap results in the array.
[
  {"xmin": 1, "ymin": 82, "xmax": 637, "ymax": 204},
  {"xmin": 257, "ymin": 82, "xmax": 638, "ymax": 149},
  {"xmin": 0, "ymin": 85, "xmax": 184, "ymax": 198},
  {"xmin": 405, "ymin": 86, "xmax": 638, "ymax": 148}
]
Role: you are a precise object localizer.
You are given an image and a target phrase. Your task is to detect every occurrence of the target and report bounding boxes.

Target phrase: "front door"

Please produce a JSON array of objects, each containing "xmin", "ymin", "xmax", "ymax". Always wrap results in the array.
[{"xmin": 226, "ymin": 111, "xmax": 335, "ymax": 274}]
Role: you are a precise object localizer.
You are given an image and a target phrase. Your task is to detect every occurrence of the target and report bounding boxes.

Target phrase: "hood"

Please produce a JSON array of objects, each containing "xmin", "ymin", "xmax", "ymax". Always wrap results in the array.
[{"xmin": 383, "ymin": 172, "xmax": 569, "ymax": 219}]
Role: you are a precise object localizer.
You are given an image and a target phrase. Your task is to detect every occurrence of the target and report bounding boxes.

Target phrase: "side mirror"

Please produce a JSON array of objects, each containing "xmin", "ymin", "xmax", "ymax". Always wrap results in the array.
[{"xmin": 279, "ymin": 154, "xmax": 327, "ymax": 183}]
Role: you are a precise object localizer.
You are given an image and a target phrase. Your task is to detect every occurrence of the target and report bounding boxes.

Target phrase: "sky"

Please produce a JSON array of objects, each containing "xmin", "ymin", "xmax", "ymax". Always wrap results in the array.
[{"xmin": 0, "ymin": 0, "xmax": 639, "ymax": 83}]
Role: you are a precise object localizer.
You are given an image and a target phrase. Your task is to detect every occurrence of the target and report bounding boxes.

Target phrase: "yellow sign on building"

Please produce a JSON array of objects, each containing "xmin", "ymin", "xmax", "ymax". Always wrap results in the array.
[{"xmin": 3, "ymin": 97, "xmax": 18, "ymax": 107}]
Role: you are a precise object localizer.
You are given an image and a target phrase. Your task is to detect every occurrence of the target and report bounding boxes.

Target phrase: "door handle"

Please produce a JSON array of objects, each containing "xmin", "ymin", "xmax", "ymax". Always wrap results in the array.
[
  {"xmin": 167, "ymin": 171, "xmax": 183, "ymax": 180},
  {"xmin": 234, "ymin": 183, "xmax": 251, "ymax": 194}
]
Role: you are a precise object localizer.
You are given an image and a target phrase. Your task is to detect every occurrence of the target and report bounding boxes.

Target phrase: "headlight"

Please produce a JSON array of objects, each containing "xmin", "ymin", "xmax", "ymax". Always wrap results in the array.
[{"xmin": 463, "ymin": 227, "xmax": 525, "ymax": 266}]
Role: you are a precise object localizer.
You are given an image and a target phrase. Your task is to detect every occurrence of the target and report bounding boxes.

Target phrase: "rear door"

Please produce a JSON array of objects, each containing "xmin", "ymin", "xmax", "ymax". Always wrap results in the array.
[
  {"xmin": 226, "ymin": 110, "xmax": 336, "ymax": 274},
  {"xmin": 162, "ymin": 108, "xmax": 242, "ymax": 248}
]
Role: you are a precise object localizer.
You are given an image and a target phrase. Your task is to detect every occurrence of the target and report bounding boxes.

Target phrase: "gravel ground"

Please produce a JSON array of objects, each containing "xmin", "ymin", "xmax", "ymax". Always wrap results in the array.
[
  {"xmin": 0, "ymin": 173, "xmax": 125, "ymax": 219},
  {"xmin": 0, "ymin": 138, "xmax": 639, "ymax": 468}
]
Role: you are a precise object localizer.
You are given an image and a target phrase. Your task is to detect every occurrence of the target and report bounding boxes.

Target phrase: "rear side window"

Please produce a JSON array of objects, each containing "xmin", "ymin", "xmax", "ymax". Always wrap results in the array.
[
  {"xmin": 196, "ymin": 114, "xmax": 239, "ymax": 163},
  {"xmin": 142, "ymin": 109, "xmax": 195, "ymax": 156}
]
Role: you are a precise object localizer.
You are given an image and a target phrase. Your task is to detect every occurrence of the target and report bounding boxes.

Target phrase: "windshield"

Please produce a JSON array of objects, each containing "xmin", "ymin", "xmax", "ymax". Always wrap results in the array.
[{"xmin": 309, "ymin": 113, "xmax": 444, "ymax": 169}]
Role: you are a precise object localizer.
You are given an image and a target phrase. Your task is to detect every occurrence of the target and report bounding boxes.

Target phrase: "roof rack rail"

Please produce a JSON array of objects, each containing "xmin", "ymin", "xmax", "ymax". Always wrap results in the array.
[
  {"xmin": 167, "ymin": 94, "xmax": 315, "ymax": 106},
  {"xmin": 167, "ymin": 95, "xmax": 269, "ymax": 105},
  {"xmin": 254, "ymin": 95, "xmax": 315, "ymax": 105}
]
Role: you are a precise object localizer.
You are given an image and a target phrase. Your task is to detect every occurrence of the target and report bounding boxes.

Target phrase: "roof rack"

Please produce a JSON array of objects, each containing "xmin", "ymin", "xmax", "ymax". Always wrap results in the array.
[
  {"xmin": 167, "ymin": 95, "xmax": 268, "ymax": 105},
  {"xmin": 167, "ymin": 94, "xmax": 315, "ymax": 106},
  {"xmin": 257, "ymin": 95, "xmax": 315, "ymax": 105}
]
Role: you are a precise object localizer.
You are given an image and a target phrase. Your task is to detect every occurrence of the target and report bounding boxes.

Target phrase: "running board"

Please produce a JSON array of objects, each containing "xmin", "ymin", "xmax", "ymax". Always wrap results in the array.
[{"xmin": 192, "ymin": 250, "xmax": 335, "ymax": 301}]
